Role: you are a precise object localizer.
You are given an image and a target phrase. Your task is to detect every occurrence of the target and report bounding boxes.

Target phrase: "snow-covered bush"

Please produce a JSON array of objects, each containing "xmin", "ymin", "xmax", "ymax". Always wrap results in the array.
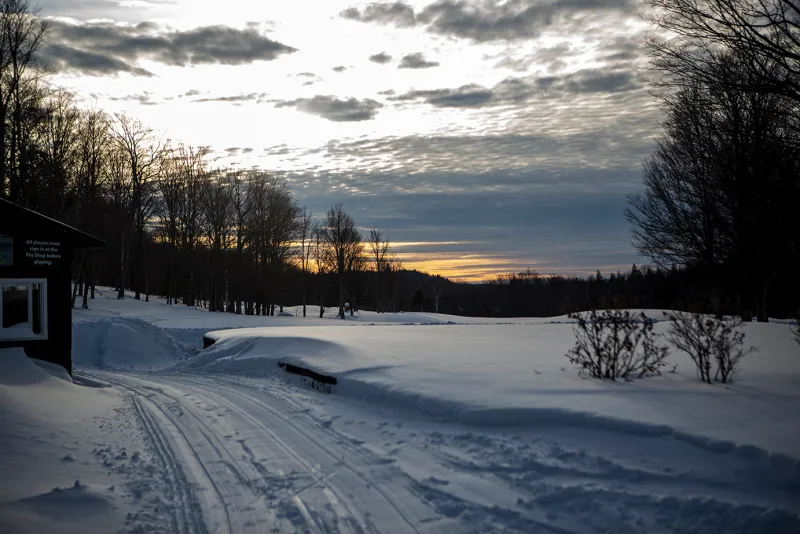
[
  {"xmin": 566, "ymin": 309, "xmax": 669, "ymax": 380},
  {"xmin": 665, "ymin": 312, "xmax": 755, "ymax": 384}
]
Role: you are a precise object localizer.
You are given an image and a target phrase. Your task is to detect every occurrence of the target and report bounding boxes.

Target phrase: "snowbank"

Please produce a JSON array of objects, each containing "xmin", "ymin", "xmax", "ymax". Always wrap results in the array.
[
  {"xmin": 0, "ymin": 347, "xmax": 72, "ymax": 387},
  {"xmin": 197, "ymin": 322, "xmax": 800, "ymax": 460},
  {"xmin": 0, "ymin": 481, "xmax": 120, "ymax": 534},
  {"xmin": 0, "ymin": 348, "xmax": 130, "ymax": 533},
  {"xmin": 32, "ymin": 358, "xmax": 74, "ymax": 383},
  {"xmin": 72, "ymin": 317, "xmax": 197, "ymax": 370}
]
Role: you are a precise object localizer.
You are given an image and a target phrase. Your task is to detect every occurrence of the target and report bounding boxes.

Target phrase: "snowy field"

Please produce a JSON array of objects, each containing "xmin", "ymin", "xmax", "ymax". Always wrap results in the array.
[{"xmin": 1, "ymin": 288, "xmax": 799, "ymax": 533}]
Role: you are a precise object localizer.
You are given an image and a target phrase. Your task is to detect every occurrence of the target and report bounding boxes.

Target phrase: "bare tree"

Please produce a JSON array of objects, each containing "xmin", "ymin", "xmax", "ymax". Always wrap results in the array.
[
  {"xmin": 75, "ymin": 108, "xmax": 110, "ymax": 304},
  {"xmin": 628, "ymin": 53, "xmax": 800, "ymax": 321},
  {"xmin": 40, "ymin": 89, "xmax": 79, "ymax": 215},
  {"xmin": 157, "ymin": 146, "xmax": 183, "ymax": 305},
  {"xmin": 106, "ymin": 143, "xmax": 133, "ymax": 299},
  {"xmin": 645, "ymin": 0, "xmax": 800, "ymax": 105},
  {"xmin": 297, "ymin": 206, "xmax": 313, "ymax": 317},
  {"xmin": 0, "ymin": 0, "xmax": 48, "ymax": 202},
  {"xmin": 368, "ymin": 228, "xmax": 390, "ymax": 312},
  {"xmin": 175, "ymin": 144, "xmax": 207, "ymax": 306},
  {"xmin": 228, "ymin": 169, "xmax": 250, "ymax": 313},
  {"xmin": 386, "ymin": 255, "xmax": 404, "ymax": 313},
  {"xmin": 319, "ymin": 204, "xmax": 364, "ymax": 319},
  {"xmin": 110, "ymin": 113, "xmax": 166, "ymax": 301},
  {"xmin": 245, "ymin": 173, "xmax": 298, "ymax": 315},
  {"xmin": 311, "ymin": 220, "xmax": 329, "ymax": 318},
  {"xmin": 625, "ymin": 82, "xmax": 726, "ymax": 314},
  {"xmin": 200, "ymin": 169, "xmax": 234, "ymax": 311},
  {"xmin": 431, "ymin": 276, "xmax": 444, "ymax": 313}
]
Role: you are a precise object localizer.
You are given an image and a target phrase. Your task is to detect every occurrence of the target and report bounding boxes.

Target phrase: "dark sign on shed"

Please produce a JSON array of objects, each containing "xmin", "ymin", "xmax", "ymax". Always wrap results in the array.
[{"xmin": 0, "ymin": 199, "xmax": 103, "ymax": 375}]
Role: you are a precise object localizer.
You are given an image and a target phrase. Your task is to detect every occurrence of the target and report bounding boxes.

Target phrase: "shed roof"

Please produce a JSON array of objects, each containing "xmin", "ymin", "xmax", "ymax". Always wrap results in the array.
[{"xmin": 0, "ymin": 198, "xmax": 104, "ymax": 248}]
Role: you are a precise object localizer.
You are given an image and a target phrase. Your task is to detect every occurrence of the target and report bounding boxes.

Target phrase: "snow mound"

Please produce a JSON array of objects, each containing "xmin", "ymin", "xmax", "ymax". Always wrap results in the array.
[
  {"xmin": 184, "ymin": 334, "xmax": 348, "ymax": 378},
  {"xmin": 32, "ymin": 358, "xmax": 74, "ymax": 383},
  {"xmin": 72, "ymin": 317, "xmax": 191, "ymax": 371},
  {"xmin": 0, "ymin": 348, "xmax": 71, "ymax": 387},
  {"xmin": 0, "ymin": 482, "xmax": 120, "ymax": 534},
  {"xmin": 13, "ymin": 481, "xmax": 115, "ymax": 520},
  {"xmin": 198, "ymin": 322, "xmax": 800, "ymax": 460}
]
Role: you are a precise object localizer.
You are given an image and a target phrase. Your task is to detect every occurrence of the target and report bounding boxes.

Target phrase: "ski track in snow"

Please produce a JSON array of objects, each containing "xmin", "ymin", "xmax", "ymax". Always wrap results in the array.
[
  {"xmin": 129, "ymin": 395, "xmax": 210, "ymax": 534},
  {"xmin": 78, "ymin": 371, "xmax": 467, "ymax": 534},
  {"xmin": 73, "ymin": 369, "xmax": 800, "ymax": 534}
]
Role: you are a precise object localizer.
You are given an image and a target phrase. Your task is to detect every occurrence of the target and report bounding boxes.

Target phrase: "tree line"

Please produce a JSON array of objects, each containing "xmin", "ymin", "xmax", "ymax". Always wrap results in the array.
[{"xmin": 391, "ymin": 262, "xmax": 797, "ymax": 319}]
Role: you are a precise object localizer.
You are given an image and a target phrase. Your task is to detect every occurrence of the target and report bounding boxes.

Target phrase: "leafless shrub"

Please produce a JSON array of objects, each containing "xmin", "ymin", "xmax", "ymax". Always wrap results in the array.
[
  {"xmin": 566, "ymin": 309, "xmax": 669, "ymax": 380},
  {"xmin": 665, "ymin": 312, "xmax": 756, "ymax": 384}
]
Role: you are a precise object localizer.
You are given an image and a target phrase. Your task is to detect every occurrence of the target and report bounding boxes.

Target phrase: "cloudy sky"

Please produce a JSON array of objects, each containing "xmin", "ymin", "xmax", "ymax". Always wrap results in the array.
[{"xmin": 42, "ymin": 0, "xmax": 661, "ymax": 281}]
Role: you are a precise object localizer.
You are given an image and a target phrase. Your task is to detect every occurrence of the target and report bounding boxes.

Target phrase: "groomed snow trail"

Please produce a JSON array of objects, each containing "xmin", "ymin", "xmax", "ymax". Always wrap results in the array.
[
  {"xmin": 74, "ymin": 369, "xmax": 800, "ymax": 534},
  {"xmin": 78, "ymin": 371, "xmax": 459, "ymax": 534}
]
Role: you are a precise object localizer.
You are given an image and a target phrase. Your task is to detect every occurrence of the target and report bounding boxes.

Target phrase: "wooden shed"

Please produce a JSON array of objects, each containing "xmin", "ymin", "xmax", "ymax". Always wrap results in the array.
[{"xmin": 0, "ymin": 199, "xmax": 103, "ymax": 376}]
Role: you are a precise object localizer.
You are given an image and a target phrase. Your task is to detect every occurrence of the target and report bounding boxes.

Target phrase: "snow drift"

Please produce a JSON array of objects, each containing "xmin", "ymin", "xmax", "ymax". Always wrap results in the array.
[
  {"xmin": 0, "ymin": 348, "xmax": 133, "ymax": 534},
  {"xmin": 197, "ymin": 322, "xmax": 800, "ymax": 461}
]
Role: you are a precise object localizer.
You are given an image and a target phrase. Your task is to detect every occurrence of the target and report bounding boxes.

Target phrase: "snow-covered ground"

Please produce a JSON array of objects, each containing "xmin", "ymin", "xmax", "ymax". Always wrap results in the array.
[
  {"xmin": 2, "ymin": 288, "xmax": 799, "ymax": 533},
  {"xmin": 0, "ymin": 349, "xmax": 145, "ymax": 534}
]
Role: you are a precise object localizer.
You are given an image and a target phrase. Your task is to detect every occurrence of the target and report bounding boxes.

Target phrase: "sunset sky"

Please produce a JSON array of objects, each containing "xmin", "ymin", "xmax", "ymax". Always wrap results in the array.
[{"xmin": 41, "ymin": 0, "xmax": 661, "ymax": 281}]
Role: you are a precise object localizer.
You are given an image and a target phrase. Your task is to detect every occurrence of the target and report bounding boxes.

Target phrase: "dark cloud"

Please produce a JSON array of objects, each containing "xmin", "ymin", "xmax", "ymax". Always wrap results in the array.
[
  {"xmin": 369, "ymin": 52, "xmax": 392, "ymax": 64},
  {"xmin": 224, "ymin": 147, "xmax": 242, "ymax": 155},
  {"xmin": 275, "ymin": 95, "xmax": 383, "ymax": 122},
  {"xmin": 332, "ymin": 65, "xmax": 347, "ymax": 72},
  {"xmin": 264, "ymin": 144, "xmax": 292, "ymax": 156},
  {"xmin": 341, "ymin": 2, "xmax": 417, "ymax": 27},
  {"xmin": 545, "ymin": 69, "xmax": 642, "ymax": 94},
  {"xmin": 301, "ymin": 125, "xmax": 655, "ymax": 183},
  {"xmin": 391, "ymin": 84, "xmax": 495, "ymax": 108},
  {"xmin": 597, "ymin": 37, "xmax": 642, "ymax": 64},
  {"xmin": 193, "ymin": 92, "xmax": 268, "ymax": 104},
  {"xmin": 44, "ymin": 19, "xmax": 296, "ymax": 75},
  {"xmin": 398, "ymin": 52, "xmax": 440, "ymax": 69},
  {"xmin": 180, "ymin": 89, "xmax": 201, "ymax": 97},
  {"xmin": 242, "ymin": 148, "xmax": 254, "ymax": 154},
  {"xmin": 295, "ymin": 72, "xmax": 320, "ymax": 86},
  {"xmin": 109, "ymin": 92, "xmax": 159, "ymax": 105},
  {"xmin": 41, "ymin": 43, "xmax": 153, "ymax": 77},
  {"xmin": 378, "ymin": 89, "xmax": 396, "ymax": 96},
  {"xmin": 390, "ymin": 67, "xmax": 643, "ymax": 109},
  {"xmin": 341, "ymin": 0, "xmax": 638, "ymax": 42}
]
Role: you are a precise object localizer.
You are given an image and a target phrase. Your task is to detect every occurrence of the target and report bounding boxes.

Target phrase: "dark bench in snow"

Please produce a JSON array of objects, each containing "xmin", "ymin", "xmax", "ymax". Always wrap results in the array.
[{"xmin": 278, "ymin": 362, "xmax": 337, "ymax": 393}]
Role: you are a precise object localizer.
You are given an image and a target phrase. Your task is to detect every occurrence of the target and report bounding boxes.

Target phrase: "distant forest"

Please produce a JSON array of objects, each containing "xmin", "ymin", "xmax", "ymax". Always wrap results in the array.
[{"xmin": 0, "ymin": 0, "xmax": 798, "ymax": 321}]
